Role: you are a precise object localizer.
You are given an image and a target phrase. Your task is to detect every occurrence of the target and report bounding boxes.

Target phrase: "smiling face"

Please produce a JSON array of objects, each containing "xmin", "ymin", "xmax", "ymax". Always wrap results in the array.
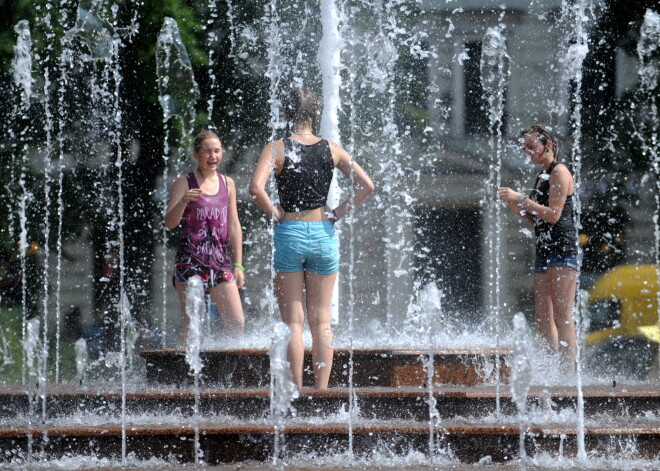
[
  {"xmin": 522, "ymin": 132, "xmax": 552, "ymax": 166},
  {"xmin": 194, "ymin": 137, "xmax": 223, "ymax": 172}
]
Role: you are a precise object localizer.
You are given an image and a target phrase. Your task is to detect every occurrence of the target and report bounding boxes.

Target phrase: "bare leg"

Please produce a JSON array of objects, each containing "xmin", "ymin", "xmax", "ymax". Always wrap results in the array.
[
  {"xmin": 534, "ymin": 273, "xmax": 558, "ymax": 352},
  {"xmin": 175, "ymin": 281, "xmax": 190, "ymax": 347},
  {"xmin": 275, "ymin": 271, "xmax": 306, "ymax": 391},
  {"xmin": 548, "ymin": 266, "xmax": 577, "ymax": 369},
  {"xmin": 304, "ymin": 271, "xmax": 337, "ymax": 389},
  {"xmin": 208, "ymin": 282, "xmax": 245, "ymax": 339}
]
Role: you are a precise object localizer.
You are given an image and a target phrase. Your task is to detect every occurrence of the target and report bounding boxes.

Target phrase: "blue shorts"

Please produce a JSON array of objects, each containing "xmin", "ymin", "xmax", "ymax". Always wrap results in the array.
[
  {"xmin": 274, "ymin": 221, "xmax": 339, "ymax": 275},
  {"xmin": 535, "ymin": 254, "xmax": 579, "ymax": 274}
]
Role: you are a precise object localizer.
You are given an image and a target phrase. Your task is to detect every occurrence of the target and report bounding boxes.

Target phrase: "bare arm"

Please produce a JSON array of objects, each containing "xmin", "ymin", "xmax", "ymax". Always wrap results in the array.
[
  {"xmin": 248, "ymin": 141, "xmax": 285, "ymax": 221},
  {"xmin": 226, "ymin": 176, "xmax": 244, "ymax": 288},
  {"xmin": 164, "ymin": 176, "xmax": 203, "ymax": 229},
  {"xmin": 497, "ymin": 187, "xmax": 534, "ymax": 224},
  {"xmin": 329, "ymin": 141, "xmax": 375, "ymax": 221},
  {"xmin": 498, "ymin": 164, "xmax": 573, "ymax": 225}
]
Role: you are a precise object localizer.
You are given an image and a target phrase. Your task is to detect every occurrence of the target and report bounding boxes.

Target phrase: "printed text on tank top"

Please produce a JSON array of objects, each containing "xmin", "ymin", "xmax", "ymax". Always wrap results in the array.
[
  {"xmin": 174, "ymin": 171, "xmax": 231, "ymax": 271},
  {"xmin": 191, "ymin": 173, "xmax": 227, "ymax": 246}
]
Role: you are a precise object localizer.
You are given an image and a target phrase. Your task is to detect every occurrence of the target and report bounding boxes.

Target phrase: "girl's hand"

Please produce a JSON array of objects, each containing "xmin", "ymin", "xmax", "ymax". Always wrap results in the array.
[
  {"xmin": 180, "ymin": 188, "xmax": 203, "ymax": 205},
  {"xmin": 497, "ymin": 187, "xmax": 525, "ymax": 203},
  {"xmin": 325, "ymin": 205, "xmax": 338, "ymax": 224},
  {"xmin": 274, "ymin": 205, "xmax": 285, "ymax": 223},
  {"xmin": 233, "ymin": 266, "xmax": 244, "ymax": 289}
]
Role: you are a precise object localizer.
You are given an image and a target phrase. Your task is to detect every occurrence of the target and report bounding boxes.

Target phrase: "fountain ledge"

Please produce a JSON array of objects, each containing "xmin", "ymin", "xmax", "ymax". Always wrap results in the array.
[{"xmin": 141, "ymin": 347, "xmax": 513, "ymax": 387}]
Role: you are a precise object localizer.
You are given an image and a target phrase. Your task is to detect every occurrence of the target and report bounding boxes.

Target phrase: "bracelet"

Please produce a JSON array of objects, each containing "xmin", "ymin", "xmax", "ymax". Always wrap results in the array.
[{"xmin": 233, "ymin": 263, "xmax": 245, "ymax": 271}]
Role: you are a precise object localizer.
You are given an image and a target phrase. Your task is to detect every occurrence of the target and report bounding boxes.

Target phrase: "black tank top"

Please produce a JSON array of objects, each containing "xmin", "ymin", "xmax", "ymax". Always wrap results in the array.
[
  {"xmin": 529, "ymin": 161, "xmax": 578, "ymax": 257},
  {"xmin": 276, "ymin": 138, "xmax": 334, "ymax": 212}
]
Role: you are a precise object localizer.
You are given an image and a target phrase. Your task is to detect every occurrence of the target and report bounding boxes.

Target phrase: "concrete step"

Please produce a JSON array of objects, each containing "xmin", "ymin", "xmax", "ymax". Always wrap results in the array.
[
  {"xmin": 1, "ymin": 420, "xmax": 659, "ymax": 464},
  {"xmin": 140, "ymin": 347, "xmax": 513, "ymax": 388},
  {"xmin": 1, "ymin": 384, "xmax": 658, "ymax": 421}
]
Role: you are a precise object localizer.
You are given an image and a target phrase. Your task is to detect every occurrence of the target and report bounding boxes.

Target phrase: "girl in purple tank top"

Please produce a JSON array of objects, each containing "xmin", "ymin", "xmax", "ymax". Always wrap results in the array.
[{"xmin": 165, "ymin": 130, "xmax": 245, "ymax": 344}]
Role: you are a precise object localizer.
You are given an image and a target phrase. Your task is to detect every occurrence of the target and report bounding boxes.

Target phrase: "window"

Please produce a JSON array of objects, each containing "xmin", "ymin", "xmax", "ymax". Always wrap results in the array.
[{"xmin": 464, "ymin": 41, "xmax": 489, "ymax": 136}]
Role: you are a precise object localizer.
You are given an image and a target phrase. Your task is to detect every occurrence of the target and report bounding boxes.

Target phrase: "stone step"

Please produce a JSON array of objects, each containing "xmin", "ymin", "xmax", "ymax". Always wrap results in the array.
[
  {"xmin": 140, "ymin": 347, "xmax": 512, "ymax": 387},
  {"xmin": 1, "ymin": 421, "xmax": 659, "ymax": 464},
  {"xmin": 1, "ymin": 384, "xmax": 658, "ymax": 421}
]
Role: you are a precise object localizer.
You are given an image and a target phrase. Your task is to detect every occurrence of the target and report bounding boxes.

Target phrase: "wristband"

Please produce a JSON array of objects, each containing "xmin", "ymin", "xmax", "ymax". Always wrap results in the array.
[{"xmin": 233, "ymin": 263, "xmax": 245, "ymax": 271}]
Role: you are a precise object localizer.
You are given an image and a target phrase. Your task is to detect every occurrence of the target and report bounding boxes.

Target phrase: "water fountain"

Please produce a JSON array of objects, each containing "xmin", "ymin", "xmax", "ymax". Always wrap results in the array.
[
  {"xmin": 1, "ymin": 1, "xmax": 660, "ymax": 469},
  {"xmin": 636, "ymin": 9, "xmax": 660, "ymax": 379},
  {"xmin": 480, "ymin": 22, "xmax": 509, "ymax": 417},
  {"xmin": 511, "ymin": 312, "xmax": 532, "ymax": 467}
]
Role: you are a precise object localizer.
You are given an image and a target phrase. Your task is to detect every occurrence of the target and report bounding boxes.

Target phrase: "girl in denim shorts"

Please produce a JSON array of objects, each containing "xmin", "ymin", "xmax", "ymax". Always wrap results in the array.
[
  {"xmin": 249, "ymin": 87, "xmax": 374, "ymax": 390},
  {"xmin": 498, "ymin": 125, "xmax": 578, "ymax": 371}
]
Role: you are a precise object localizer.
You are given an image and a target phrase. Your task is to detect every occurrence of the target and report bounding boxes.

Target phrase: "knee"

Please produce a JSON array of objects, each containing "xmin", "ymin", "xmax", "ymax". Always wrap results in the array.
[
  {"xmin": 286, "ymin": 318, "xmax": 305, "ymax": 334},
  {"xmin": 310, "ymin": 321, "xmax": 332, "ymax": 339}
]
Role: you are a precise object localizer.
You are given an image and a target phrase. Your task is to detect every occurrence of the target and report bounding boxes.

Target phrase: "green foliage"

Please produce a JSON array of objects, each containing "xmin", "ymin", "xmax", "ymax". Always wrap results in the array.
[
  {"xmin": 581, "ymin": 0, "xmax": 660, "ymax": 175},
  {"xmin": 0, "ymin": 307, "xmax": 78, "ymax": 384}
]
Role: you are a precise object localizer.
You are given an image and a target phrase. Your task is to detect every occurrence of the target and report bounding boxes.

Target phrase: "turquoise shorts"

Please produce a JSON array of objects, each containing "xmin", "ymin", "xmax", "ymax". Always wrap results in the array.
[{"xmin": 274, "ymin": 221, "xmax": 339, "ymax": 275}]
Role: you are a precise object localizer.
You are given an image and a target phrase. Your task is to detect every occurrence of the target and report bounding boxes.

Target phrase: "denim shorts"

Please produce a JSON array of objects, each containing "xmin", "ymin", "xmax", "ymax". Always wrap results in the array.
[
  {"xmin": 535, "ymin": 254, "xmax": 579, "ymax": 274},
  {"xmin": 274, "ymin": 220, "xmax": 339, "ymax": 274}
]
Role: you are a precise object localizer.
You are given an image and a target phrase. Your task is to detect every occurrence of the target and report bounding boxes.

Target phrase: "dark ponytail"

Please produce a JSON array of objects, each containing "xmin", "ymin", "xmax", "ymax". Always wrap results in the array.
[{"xmin": 282, "ymin": 87, "xmax": 319, "ymax": 135}]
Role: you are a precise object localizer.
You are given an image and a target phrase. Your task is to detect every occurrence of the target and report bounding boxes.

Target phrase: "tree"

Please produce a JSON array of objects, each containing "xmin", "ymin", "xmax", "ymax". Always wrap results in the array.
[{"xmin": 0, "ymin": 0, "xmax": 269, "ymax": 337}]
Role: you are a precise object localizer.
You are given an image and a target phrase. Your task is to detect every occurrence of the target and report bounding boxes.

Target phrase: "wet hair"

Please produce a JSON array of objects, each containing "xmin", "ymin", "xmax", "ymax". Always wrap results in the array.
[
  {"xmin": 520, "ymin": 124, "xmax": 560, "ymax": 161},
  {"xmin": 193, "ymin": 129, "xmax": 221, "ymax": 151},
  {"xmin": 282, "ymin": 87, "xmax": 319, "ymax": 134}
]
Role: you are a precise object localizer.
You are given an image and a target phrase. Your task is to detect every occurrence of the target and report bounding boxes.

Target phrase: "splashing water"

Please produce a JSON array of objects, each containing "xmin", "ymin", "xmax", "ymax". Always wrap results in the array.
[
  {"xmin": 185, "ymin": 276, "xmax": 205, "ymax": 376},
  {"xmin": 318, "ymin": 0, "xmax": 343, "ymax": 327},
  {"xmin": 185, "ymin": 275, "xmax": 205, "ymax": 466},
  {"xmin": 420, "ymin": 282, "xmax": 443, "ymax": 463},
  {"xmin": 511, "ymin": 312, "xmax": 532, "ymax": 466},
  {"xmin": 637, "ymin": 9, "xmax": 660, "ymax": 380},
  {"xmin": 155, "ymin": 16, "xmax": 200, "ymax": 348},
  {"xmin": 23, "ymin": 317, "xmax": 41, "ymax": 466},
  {"xmin": 2, "ymin": 2, "xmax": 660, "ymax": 468},
  {"xmin": 269, "ymin": 321, "xmax": 300, "ymax": 467},
  {"xmin": 74, "ymin": 338, "xmax": 89, "ymax": 384},
  {"xmin": 11, "ymin": 20, "xmax": 33, "ymax": 105},
  {"xmin": 156, "ymin": 17, "xmax": 200, "ymax": 131},
  {"xmin": 560, "ymin": 0, "xmax": 597, "ymax": 460},
  {"xmin": 480, "ymin": 23, "xmax": 510, "ymax": 417},
  {"xmin": 9, "ymin": 20, "xmax": 33, "ymax": 385}
]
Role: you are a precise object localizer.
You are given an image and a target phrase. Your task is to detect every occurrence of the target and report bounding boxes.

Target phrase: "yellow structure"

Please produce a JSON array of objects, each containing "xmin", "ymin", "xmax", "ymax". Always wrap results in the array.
[{"xmin": 585, "ymin": 264, "xmax": 659, "ymax": 378}]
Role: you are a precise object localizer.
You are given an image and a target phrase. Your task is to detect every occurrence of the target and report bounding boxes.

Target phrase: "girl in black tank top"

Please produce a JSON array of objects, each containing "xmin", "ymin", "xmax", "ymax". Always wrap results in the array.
[
  {"xmin": 276, "ymin": 138, "xmax": 334, "ymax": 212},
  {"xmin": 249, "ymin": 87, "xmax": 374, "ymax": 391},
  {"xmin": 530, "ymin": 160, "xmax": 578, "ymax": 258},
  {"xmin": 497, "ymin": 124, "xmax": 578, "ymax": 372}
]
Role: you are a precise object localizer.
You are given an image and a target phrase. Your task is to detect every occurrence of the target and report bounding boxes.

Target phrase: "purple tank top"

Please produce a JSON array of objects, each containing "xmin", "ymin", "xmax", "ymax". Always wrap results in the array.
[{"xmin": 175, "ymin": 171, "xmax": 231, "ymax": 271}]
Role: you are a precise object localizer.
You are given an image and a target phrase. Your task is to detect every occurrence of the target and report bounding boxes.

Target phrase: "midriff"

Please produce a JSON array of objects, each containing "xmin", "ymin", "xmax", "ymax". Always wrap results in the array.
[{"xmin": 282, "ymin": 206, "xmax": 329, "ymax": 222}]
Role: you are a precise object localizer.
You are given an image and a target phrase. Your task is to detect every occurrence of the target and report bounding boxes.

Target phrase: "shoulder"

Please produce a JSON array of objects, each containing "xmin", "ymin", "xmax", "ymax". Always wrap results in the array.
[
  {"xmin": 261, "ymin": 139, "xmax": 286, "ymax": 156},
  {"xmin": 326, "ymin": 140, "xmax": 342, "ymax": 151},
  {"xmin": 327, "ymin": 140, "xmax": 349, "ymax": 159},
  {"xmin": 173, "ymin": 174, "xmax": 190, "ymax": 187},
  {"xmin": 550, "ymin": 163, "xmax": 573, "ymax": 180}
]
